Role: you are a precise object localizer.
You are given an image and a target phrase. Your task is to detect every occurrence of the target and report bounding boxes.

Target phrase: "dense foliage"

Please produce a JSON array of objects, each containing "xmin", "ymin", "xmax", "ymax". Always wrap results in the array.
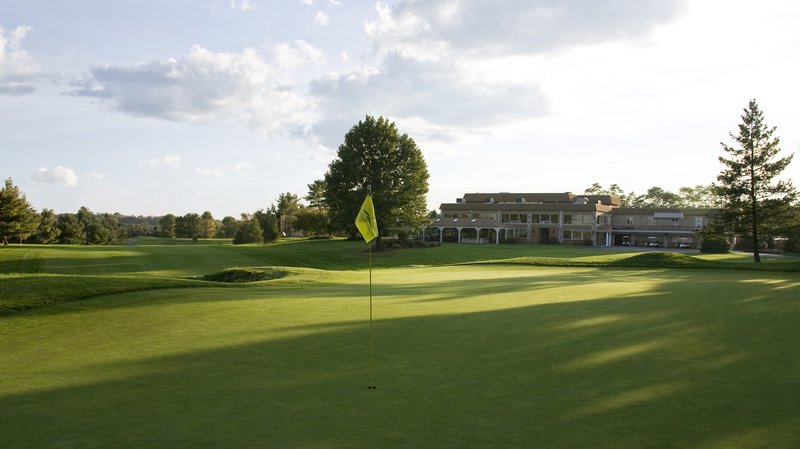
[
  {"xmin": 0, "ymin": 178, "xmax": 39, "ymax": 245},
  {"xmin": 324, "ymin": 115, "xmax": 430, "ymax": 246}
]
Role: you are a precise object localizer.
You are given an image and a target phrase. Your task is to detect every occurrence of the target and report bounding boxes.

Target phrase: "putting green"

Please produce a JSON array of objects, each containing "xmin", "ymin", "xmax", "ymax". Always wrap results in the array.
[{"xmin": 2, "ymin": 265, "xmax": 798, "ymax": 448}]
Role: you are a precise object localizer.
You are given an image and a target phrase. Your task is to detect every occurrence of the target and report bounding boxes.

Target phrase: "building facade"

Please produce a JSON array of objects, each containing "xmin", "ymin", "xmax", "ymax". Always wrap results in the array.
[{"xmin": 434, "ymin": 192, "xmax": 717, "ymax": 248}]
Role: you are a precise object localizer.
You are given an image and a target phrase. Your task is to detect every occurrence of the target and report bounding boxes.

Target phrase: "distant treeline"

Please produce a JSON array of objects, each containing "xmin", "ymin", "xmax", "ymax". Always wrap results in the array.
[{"xmin": 2, "ymin": 178, "xmax": 328, "ymax": 245}]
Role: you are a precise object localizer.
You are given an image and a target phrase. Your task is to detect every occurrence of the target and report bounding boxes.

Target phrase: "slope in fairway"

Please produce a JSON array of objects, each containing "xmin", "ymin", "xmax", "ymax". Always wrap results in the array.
[{"xmin": 1, "ymin": 266, "xmax": 799, "ymax": 449}]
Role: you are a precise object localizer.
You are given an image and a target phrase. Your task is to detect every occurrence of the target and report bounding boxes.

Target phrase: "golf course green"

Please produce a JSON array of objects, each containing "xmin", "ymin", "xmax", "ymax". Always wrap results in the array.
[{"xmin": 1, "ymin": 239, "xmax": 798, "ymax": 448}]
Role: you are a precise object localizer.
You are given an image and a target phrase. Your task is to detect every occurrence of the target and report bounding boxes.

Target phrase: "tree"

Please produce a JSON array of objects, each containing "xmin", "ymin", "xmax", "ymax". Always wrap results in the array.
[
  {"xmin": 716, "ymin": 99, "xmax": 796, "ymax": 262},
  {"xmin": 200, "ymin": 211, "xmax": 217, "ymax": 238},
  {"xmin": 292, "ymin": 207, "xmax": 329, "ymax": 237},
  {"xmin": 678, "ymin": 185, "xmax": 723, "ymax": 208},
  {"xmin": 0, "ymin": 178, "xmax": 39, "ymax": 245},
  {"xmin": 305, "ymin": 180, "xmax": 327, "ymax": 209},
  {"xmin": 638, "ymin": 187, "xmax": 683, "ymax": 208},
  {"xmin": 275, "ymin": 192, "xmax": 301, "ymax": 236},
  {"xmin": 159, "ymin": 214, "xmax": 177, "ymax": 238},
  {"xmin": 324, "ymin": 115, "xmax": 430, "ymax": 248},
  {"xmin": 254, "ymin": 209, "xmax": 279, "ymax": 242},
  {"xmin": 35, "ymin": 208, "xmax": 61, "ymax": 243},
  {"xmin": 233, "ymin": 214, "xmax": 264, "ymax": 244},
  {"xmin": 219, "ymin": 216, "xmax": 238, "ymax": 239},
  {"xmin": 176, "ymin": 213, "xmax": 201, "ymax": 239},
  {"xmin": 583, "ymin": 183, "xmax": 635, "ymax": 206},
  {"xmin": 57, "ymin": 213, "xmax": 86, "ymax": 244}
]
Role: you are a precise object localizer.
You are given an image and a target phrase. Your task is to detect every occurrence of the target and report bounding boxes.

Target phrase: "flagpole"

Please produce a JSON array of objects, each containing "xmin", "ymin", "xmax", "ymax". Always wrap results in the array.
[
  {"xmin": 367, "ymin": 184, "xmax": 376, "ymax": 390},
  {"xmin": 368, "ymin": 241, "xmax": 375, "ymax": 390},
  {"xmin": 355, "ymin": 185, "xmax": 378, "ymax": 390}
]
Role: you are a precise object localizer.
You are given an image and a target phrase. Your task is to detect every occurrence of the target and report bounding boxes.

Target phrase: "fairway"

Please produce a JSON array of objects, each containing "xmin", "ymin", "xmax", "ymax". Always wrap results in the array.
[{"xmin": 1, "ymin": 242, "xmax": 799, "ymax": 448}]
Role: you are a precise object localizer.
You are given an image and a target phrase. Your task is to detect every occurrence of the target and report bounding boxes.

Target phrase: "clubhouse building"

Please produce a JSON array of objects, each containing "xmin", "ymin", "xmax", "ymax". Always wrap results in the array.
[{"xmin": 433, "ymin": 192, "xmax": 717, "ymax": 248}]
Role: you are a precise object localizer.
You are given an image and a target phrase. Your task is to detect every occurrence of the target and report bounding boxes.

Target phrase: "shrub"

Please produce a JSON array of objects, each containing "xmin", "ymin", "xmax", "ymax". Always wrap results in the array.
[{"xmin": 700, "ymin": 237, "xmax": 730, "ymax": 253}]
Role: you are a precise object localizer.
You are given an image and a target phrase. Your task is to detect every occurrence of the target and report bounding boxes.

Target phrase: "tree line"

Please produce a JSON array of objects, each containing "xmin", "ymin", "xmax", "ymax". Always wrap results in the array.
[
  {"xmin": 583, "ymin": 183, "xmax": 723, "ymax": 209},
  {"xmin": 3, "ymin": 106, "xmax": 797, "ymax": 259},
  {"xmin": 0, "ymin": 182, "xmax": 328, "ymax": 245}
]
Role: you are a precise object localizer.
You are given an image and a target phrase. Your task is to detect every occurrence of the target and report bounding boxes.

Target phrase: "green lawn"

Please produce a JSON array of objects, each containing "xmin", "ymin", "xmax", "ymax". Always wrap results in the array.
[{"xmin": 1, "ymin": 240, "xmax": 799, "ymax": 448}]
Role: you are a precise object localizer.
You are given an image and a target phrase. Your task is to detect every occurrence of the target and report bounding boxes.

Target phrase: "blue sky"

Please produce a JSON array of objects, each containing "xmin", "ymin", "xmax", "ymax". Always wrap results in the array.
[{"xmin": 2, "ymin": 0, "xmax": 799, "ymax": 217}]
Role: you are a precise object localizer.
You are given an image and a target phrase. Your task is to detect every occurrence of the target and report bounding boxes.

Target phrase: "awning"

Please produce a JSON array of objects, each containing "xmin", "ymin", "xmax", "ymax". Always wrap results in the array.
[{"xmin": 652, "ymin": 212, "xmax": 684, "ymax": 219}]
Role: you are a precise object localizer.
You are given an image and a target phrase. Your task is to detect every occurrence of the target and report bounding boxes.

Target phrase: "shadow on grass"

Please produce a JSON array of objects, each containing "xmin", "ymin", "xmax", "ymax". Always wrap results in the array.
[{"xmin": 2, "ymin": 269, "xmax": 799, "ymax": 449}]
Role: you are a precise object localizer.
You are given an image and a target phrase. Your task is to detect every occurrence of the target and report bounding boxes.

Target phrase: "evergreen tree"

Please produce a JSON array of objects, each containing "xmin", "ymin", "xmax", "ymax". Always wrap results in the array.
[
  {"xmin": 254, "ymin": 209, "xmax": 280, "ymax": 242},
  {"xmin": 716, "ymin": 99, "xmax": 796, "ymax": 262},
  {"xmin": 0, "ymin": 178, "xmax": 39, "ymax": 245},
  {"xmin": 36, "ymin": 208, "xmax": 61, "ymax": 243},
  {"xmin": 57, "ymin": 213, "xmax": 86, "ymax": 244},
  {"xmin": 233, "ymin": 214, "xmax": 264, "ymax": 244},
  {"xmin": 304, "ymin": 180, "xmax": 327, "ymax": 209}
]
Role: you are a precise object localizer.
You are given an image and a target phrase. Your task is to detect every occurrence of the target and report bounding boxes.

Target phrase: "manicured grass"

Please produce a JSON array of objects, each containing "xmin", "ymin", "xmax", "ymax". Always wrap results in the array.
[
  {"xmin": 1, "ymin": 240, "xmax": 799, "ymax": 447},
  {"xmin": 2, "ymin": 265, "xmax": 799, "ymax": 448}
]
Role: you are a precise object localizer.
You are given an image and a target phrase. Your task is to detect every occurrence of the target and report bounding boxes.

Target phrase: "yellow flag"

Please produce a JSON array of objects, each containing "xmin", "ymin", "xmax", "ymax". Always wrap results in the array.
[{"xmin": 355, "ymin": 194, "xmax": 379, "ymax": 244}]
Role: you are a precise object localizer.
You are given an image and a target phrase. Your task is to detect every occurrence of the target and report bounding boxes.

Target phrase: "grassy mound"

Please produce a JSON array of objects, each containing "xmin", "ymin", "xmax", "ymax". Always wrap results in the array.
[
  {"xmin": 201, "ymin": 267, "xmax": 290, "ymax": 283},
  {"xmin": 200, "ymin": 266, "xmax": 337, "ymax": 285}
]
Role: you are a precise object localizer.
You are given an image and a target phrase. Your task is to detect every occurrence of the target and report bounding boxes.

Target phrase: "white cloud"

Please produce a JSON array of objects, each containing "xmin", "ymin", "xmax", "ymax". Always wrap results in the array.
[
  {"xmin": 305, "ymin": 0, "xmax": 687, "ymax": 150},
  {"xmin": 314, "ymin": 11, "xmax": 330, "ymax": 27},
  {"xmin": 83, "ymin": 171, "xmax": 105, "ymax": 180},
  {"xmin": 0, "ymin": 25, "xmax": 39, "ymax": 95},
  {"xmin": 365, "ymin": 0, "xmax": 688, "ymax": 58},
  {"xmin": 31, "ymin": 166, "xmax": 78, "ymax": 186},
  {"xmin": 230, "ymin": 0, "xmax": 257, "ymax": 11},
  {"xmin": 228, "ymin": 162, "xmax": 254, "ymax": 171},
  {"xmin": 196, "ymin": 162, "xmax": 253, "ymax": 176},
  {"xmin": 196, "ymin": 167, "xmax": 226, "ymax": 177},
  {"xmin": 145, "ymin": 155, "xmax": 182, "ymax": 167},
  {"xmin": 69, "ymin": 43, "xmax": 323, "ymax": 136},
  {"xmin": 310, "ymin": 53, "xmax": 548, "ymax": 147}
]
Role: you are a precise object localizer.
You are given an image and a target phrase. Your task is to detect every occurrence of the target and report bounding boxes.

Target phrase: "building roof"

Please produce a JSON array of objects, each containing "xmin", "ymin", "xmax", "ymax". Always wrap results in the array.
[{"xmin": 458, "ymin": 192, "xmax": 620, "ymax": 206}]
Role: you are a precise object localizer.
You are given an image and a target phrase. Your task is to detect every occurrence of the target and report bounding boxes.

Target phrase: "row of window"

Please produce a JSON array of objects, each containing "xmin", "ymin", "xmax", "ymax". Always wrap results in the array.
[{"xmin": 443, "ymin": 211, "xmax": 704, "ymax": 227}]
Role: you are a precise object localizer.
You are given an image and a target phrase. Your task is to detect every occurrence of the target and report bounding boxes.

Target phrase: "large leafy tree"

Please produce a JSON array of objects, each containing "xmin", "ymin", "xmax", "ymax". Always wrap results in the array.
[
  {"xmin": 159, "ymin": 214, "xmax": 177, "ymax": 238},
  {"xmin": 0, "ymin": 178, "xmax": 39, "ymax": 245},
  {"xmin": 200, "ymin": 211, "xmax": 217, "ymax": 238},
  {"xmin": 716, "ymin": 99, "xmax": 796, "ymax": 262},
  {"xmin": 324, "ymin": 115, "xmax": 430, "ymax": 246}
]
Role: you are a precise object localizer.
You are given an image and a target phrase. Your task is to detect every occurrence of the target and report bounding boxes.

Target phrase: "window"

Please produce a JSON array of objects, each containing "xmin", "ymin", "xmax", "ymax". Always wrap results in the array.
[
  {"xmin": 626, "ymin": 217, "xmax": 633, "ymax": 225},
  {"xmin": 564, "ymin": 230, "xmax": 587, "ymax": 240},
  {"xmin": 671, "ymin": 218, "xmax": 681, "ymax": 225},
  {"xmin": 648, "ymin": 217, "xmax": 655, "ymax": 225},
  {"xmin": 563, "ymin": 214, "xmax": 573, "ymax": 224},
  {"xmin": 695, "ymin": 217, "xmax": 703, "ymax": 228}
]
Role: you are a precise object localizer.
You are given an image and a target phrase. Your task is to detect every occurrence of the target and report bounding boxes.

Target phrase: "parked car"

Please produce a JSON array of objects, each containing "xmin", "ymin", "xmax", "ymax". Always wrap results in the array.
[
  {"xmin": 645, "ymin": 237, "xmax": 660, "ymax": 247},
  {"xmin": 676, "ymin": 241, "xmax": 690, "ymax": 249}
]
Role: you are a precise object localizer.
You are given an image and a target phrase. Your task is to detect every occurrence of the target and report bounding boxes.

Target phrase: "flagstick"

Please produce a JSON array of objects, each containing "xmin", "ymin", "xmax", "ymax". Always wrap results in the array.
[{"xmin": 368, "ymin": 242, "xmax": 376, "ymax": 390}]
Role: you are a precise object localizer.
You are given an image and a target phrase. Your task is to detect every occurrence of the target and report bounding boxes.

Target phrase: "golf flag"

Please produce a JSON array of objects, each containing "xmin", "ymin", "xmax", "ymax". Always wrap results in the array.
[{"xmin": 355, "ymin": 194, "xmax": 379, "ymax": 244}]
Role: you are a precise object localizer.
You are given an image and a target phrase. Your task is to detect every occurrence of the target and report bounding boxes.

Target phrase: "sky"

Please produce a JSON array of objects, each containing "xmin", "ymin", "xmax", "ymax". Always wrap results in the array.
[{"xmin": 2, "ymin": 0, "xmax": 800, "ymax": 218}]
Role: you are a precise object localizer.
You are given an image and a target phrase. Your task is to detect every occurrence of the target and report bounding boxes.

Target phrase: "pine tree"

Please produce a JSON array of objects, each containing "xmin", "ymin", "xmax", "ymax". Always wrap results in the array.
[
  {"xmin": 36, "ymin": 208, "xmax": 61, "ymax": 243},
  {"xmin": 716, "ymin": 99, "xmax": 796, "ymax": 262},
  {"xmin": 0, "ymin": 178, "xmax": 39, "ymax": 245}
]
